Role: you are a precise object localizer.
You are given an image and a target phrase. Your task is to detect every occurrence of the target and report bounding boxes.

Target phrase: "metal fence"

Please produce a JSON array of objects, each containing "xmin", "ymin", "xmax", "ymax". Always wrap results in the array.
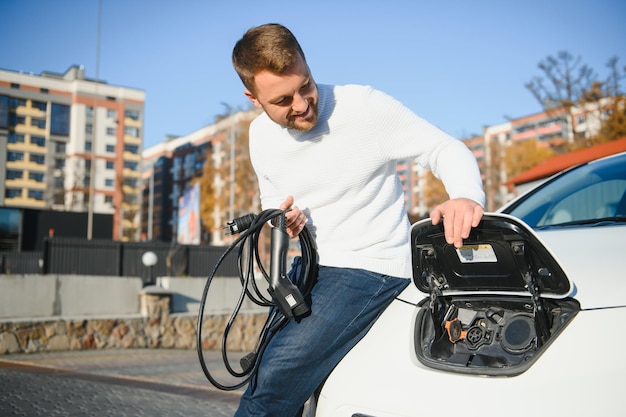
[
  {"xmin": 0, "ymin": 251, "xmax": 42, "ymax": 274},
  {"xmin": 0, "ymin": 237, "xmax": 238, "ymax": 282}
]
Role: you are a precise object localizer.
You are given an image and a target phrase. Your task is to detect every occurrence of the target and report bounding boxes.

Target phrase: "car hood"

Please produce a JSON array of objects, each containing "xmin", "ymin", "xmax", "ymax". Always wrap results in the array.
[
  {"xmin": 534, "ymin": 225, "xmax": 626, "ymax": 310},
  {"xmin": 410, "ymin": 213, "xmax": 574, "ymax": 299}
]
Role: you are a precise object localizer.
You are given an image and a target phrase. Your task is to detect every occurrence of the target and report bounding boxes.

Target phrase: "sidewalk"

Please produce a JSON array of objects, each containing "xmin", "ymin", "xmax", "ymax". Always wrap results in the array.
[{"xmin": 0, "ymin": 348, "xmax": 245, "ymax": 416}]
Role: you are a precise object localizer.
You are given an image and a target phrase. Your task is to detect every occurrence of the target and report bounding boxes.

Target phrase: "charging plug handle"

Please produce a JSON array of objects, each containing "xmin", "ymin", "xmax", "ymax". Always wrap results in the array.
[{"xmin": 268, "ymin": 214, "xmax": 310, "ymax": 320}]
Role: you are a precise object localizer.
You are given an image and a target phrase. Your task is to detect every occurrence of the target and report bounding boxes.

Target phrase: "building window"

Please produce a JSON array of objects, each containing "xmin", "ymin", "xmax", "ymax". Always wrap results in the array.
[
  {"xmin": 7, "ymin": 151, "xmax": 24, "ymax": 161},
  {"xmin": 30, "ymin": 154, "xmax": 45, "ymax": 165},
  {"xmin": 124, "ymin": 126, "xmax": 140, "ymax": 138},
  {"xmin": 86, "ymin": 106, "xmax": 94, "ymax": 116},
  {"xmin": 9, "ymin": 98, "xmax": 26, "ymax": 108},
  {"xmin": 125, "ymin": 109, "xmax": 140, "ymax": 121},
  {"xmin": 31, "ymin": 118, "xmax": 46, "ymax": 129},
  {"xmin": 8, "ymin": 133, "xmax": 25, "ymax": 143},
  {"xmin": 10, "ymin": 114, "xmax": 26, "ymax": 126},
  {"xmin": 123, "ymin": 178, "xmax": 137, "ymax": 188},
  {"xmin": 85, "ymin": 141, "xmax": 92, "ymax": 151},
  {"xmin": 6, "ymin": 170, "xmax": 23, "ymax": 180},
  {"xmin": 28, "ymin": 190, "xmax": 44, "ymax": 200},
  {"xmin": 55, "ymin": 142, "xmax": 66, "ymax": 153},
  {"xmin": 105, "ymin": 178, "xmax": 114, "ymax": 187},
  {"xmin": 40, "ymin": 88, "xmax": 49, "ymax": 94},
  {"xmin": 10, "ymin": 83, "xmax": 20, "ymax": 89},
  {"xmin": 5, "ymin": 189, "xmax": 21, "ymax": 198},
  {"xmin": 107, "ymin": 109, "xmax": 117, "ymax": 118},
  {"xmin": 29, "ymin": 172, "xmax": 45, "ymax": 182},
  {"xmin": 105, "ymin": 195, "xmax": 113, "ymax": 204},
  {"xmin": 31, "ymin": 136, "xmax": 46, "ymax": 147},
  {"xmin": 106, "ymin": 144, "xmax": 115, "ymax": 152},
  {"xmin": 50, "ymin": 103, "xmax": 70, "ymax": 136},
  {"xmin": 124, "ymin": 144, "xmax": 139, "ymax": 154},
  {"xmin": 55, "ymin": 158, "xmax": 65, "ymax": 170},
  {"xmin": 106, "ymin": 127, "xmax": 116, "ymax": 136},
  {"xmin": 85, "ymin": 123, "xmax": 93, "ymax": 134},
  {"xmin": 106, "ymin": 161, "xmax": 114, "ymax": 169},
  {"xmin": 0, "ymin": 95, "xmax": 8, "ymax": 128},
  {"xmin": 576, "ymin": 115, "xmax": 586, "ymax": 124},
  {"xmin": 123, "ymin": 194, "xmax": 138, "ymax": 205},
  {"xmin": 124, "ymin": 161, "xmax": 138, "ymax": 170},
  {"xmin": 32, "ymin": 101, "xmax": 47, "ymax": 111}
]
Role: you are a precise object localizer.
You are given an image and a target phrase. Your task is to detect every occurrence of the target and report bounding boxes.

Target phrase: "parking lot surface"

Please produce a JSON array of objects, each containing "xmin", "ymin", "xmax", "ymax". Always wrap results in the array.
[{"xmin": 0, "ymin": 349, "xmax": 243, "ymax": 416}]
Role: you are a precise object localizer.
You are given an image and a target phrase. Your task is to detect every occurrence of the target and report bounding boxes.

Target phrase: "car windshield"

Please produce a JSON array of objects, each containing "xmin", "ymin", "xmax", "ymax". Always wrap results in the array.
[{"xmin": 503, "ymin": 153, "xmax": 626, "ymax": 229}]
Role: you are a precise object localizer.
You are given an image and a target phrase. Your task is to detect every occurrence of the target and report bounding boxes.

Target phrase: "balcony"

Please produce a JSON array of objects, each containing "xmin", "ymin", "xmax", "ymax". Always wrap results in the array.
[
  {"xmin": 122, "ymin": 168, "xmax": 140, "ymax": 178},
  {"xmin": 124, "ymin": 117, "xmax": 141, "ymax": 128},
  {"xmin": 510, "ymin": 123, "xmax": 565, "ymax": 141},
  {"xmin": 123, "ymin": 184, "xmax": 139, "ymax": 195},
  {"xmin": 123, "ymin": 151, "xmax": 141, "ymax": 161},
  {"xmin": 124, "ymin": 134, "xmax": 142, "ymax": 145}
]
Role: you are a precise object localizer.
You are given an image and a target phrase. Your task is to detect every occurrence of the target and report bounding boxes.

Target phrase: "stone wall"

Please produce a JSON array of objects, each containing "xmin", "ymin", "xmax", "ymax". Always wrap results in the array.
[{"xmin": 0, "ymin": 289, "xmax": 267, "ymax": 355}]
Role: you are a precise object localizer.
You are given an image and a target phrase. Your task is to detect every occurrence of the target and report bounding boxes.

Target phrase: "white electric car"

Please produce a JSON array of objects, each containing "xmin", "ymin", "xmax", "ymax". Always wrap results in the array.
[{"xmin": 313, "ymin": 151, "xmax": 626, "ymax": 417}]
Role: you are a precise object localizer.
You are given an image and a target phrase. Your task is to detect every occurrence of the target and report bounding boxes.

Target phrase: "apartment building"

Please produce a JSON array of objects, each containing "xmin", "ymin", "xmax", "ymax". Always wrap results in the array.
[
  {"xmin": 141, "ymin": 110, "xmax": 260, "ymax": 244},
  {"xmin": 0, "ymin": 65, "xmax": 145, "ymax": 241},
  {"xmin": 479, "ymin": 99, "xmax": 615, "ymax": 210}
]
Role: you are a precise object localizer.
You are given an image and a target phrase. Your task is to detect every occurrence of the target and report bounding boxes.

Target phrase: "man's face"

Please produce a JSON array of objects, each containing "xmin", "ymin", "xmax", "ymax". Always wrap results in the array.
[{"xmin": 245, "ymin": 55, "xmax": 318, "ymax": 131}]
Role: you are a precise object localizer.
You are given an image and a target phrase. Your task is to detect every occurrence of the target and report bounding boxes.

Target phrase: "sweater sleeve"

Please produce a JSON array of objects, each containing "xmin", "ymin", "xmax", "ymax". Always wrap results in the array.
[{"xmin": 364, "ymin": 86, "xmax": 485, "ymax": 206}]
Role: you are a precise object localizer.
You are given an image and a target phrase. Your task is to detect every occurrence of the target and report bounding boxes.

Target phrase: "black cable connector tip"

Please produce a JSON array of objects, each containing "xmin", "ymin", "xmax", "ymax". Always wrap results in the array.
[
  {"xmin": 240, "ymin": 352, "xmax": 257, "ymax": 372},
  {"xmin": 224, "ymin": 213, "xmax": 256, "ymax": 235}
]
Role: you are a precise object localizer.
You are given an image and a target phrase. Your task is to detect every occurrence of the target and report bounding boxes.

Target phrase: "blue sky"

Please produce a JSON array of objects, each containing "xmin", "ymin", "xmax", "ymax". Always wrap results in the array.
[{"xmin": 1, "ymin": 0, "xmax": 624, "ymax": 148}]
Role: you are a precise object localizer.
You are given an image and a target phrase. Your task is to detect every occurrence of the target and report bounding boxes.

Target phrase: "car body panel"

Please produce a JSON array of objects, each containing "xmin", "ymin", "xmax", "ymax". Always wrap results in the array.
[
  {"xmin": 314, "ymin": 153, "xmax": 625, "ymax": 417},
  {"xmin": 316, "ymin": 298, "xmax": 625, "ymax": 417},
  {"xmin": 534, "ymin": 226, "xmax": 626, "ymax": 309}
]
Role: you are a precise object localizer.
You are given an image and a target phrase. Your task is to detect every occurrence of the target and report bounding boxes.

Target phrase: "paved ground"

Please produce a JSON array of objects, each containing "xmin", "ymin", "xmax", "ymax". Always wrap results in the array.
[{"xmin": 0, "ymin": 349, "xmax": 246, "ymax": 416}]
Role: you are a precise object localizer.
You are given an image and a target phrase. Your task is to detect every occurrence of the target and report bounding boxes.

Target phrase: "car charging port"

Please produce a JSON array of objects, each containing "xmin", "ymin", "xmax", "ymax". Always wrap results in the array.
[
  {"xmin": 465, "ymin": 325, "xmax": 491, "ymax": 349},
  {"xmin": 445, "ymin": 318, "xmax": 466, "ymax": 343}
]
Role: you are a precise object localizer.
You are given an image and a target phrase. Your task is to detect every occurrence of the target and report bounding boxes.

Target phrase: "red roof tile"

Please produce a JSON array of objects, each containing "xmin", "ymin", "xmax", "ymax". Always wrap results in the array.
[{"xmin": 507, "ymin": 137, "xmax": 626, "ymax": 186}]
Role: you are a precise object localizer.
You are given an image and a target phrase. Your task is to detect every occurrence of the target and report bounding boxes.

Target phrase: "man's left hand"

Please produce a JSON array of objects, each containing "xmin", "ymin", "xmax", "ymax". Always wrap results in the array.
[{"xmin": 430, "ymin": 198, "xmax": 484, "ymax": 248}]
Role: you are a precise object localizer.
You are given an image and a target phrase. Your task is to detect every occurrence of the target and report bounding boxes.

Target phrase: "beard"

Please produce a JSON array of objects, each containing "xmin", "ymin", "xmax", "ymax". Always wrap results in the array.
[{"xmin": 284, "ymin": 99, "xmax": 319, "ymax": 131}]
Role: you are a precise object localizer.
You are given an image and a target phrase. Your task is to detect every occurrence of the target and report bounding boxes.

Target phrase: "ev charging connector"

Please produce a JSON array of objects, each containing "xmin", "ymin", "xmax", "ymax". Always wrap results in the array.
[{"xmin": 268, "ymin": 213, "xmax": 310, "ymax": 320}]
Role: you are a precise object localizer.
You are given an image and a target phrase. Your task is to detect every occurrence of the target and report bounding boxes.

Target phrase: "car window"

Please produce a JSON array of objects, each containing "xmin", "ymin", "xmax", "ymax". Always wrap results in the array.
[
  {"xmin": 540, "ymin": 179, "xmax": 626, "ymax": 226},
  {"xmin": 504, "ymin": 154, "xmax": 626, "ymax": 228}
]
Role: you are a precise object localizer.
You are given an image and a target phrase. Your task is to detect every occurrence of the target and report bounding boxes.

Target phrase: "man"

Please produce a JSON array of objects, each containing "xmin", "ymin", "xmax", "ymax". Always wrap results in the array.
[{"xmin": 232, "ymin": 23, "xmax": 484, "ymax": 416}]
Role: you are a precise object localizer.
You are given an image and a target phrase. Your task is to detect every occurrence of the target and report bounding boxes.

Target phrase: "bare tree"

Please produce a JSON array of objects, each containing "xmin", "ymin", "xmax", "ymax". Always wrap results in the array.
[
  {"xmin": 603, "ymin": 56, "xmax": 625, "ymax": 98},
  {"xmin": 525, "ymin": 51, "xmax": 596, "ymax": 110},
  {"xmin": 526, "ymin": 52, "xmax": 626, "ymax": 146},
  {"xmin": 595, "ymin": 57, "xmax": 626, "ymax": 143}
]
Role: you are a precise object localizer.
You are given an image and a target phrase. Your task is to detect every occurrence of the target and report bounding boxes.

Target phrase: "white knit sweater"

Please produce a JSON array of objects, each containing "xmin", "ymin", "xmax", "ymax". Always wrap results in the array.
[{"xmin": 249, "ymin": 84, "xmax": 485, "ymax": 278}]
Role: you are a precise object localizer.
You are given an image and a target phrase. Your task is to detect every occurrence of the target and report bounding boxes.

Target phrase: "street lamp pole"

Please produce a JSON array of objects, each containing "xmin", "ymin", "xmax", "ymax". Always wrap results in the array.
[
  {"xmin": 147, "ymin": 167, "xmax": 154, "ymax": 240},
  {"xmin": 222, "ymin": 103, "xmax": 236, "ymax": 221},
  {"xmin": 87, "ymin": 0, "xmax": 102, "ymax": 240},
  {"xmin": 229, "ymin": 114, "xmax": 235, "ymax": 221}
]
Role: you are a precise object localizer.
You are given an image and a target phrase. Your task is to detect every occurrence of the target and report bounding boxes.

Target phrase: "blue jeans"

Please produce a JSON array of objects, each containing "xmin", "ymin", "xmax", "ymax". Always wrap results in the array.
[{"xmin": 234, "ymin": 259, "xmax": 410, "ymax": 417}]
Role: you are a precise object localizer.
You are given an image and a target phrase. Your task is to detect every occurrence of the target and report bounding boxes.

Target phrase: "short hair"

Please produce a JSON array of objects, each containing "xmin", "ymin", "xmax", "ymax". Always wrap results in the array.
[{"xmin": 232, "ymin": 23, "xmax": 306, "ymax": 93}]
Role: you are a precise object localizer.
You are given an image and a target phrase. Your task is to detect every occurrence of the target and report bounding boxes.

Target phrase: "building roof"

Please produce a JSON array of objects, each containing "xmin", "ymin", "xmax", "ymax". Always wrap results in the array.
[{"xmin": 507, "ymin": 137, "xmax": 626, "ymax": 186}]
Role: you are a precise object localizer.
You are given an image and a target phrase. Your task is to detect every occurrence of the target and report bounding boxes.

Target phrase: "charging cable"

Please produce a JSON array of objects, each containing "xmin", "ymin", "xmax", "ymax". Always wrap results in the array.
[{"xmin": 196, "ymin": 209, "xmax": 317, "ymax": 390}]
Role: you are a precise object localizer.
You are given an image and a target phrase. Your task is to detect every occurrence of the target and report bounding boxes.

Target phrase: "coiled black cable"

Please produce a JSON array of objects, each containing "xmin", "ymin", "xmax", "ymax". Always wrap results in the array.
[{"xmin": 196, "ymin": 209, "xmax": 317, "ymax": 391}]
